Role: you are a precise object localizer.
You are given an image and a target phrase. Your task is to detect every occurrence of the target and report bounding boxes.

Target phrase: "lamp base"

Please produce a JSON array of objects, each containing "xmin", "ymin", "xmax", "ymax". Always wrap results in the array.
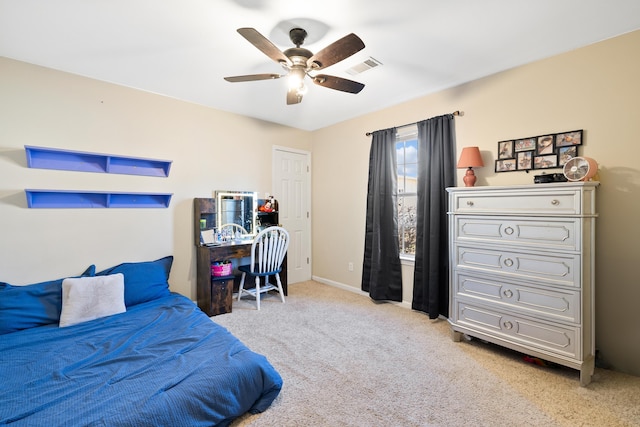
[{"xmin": 463, "ymin": 167, "xmax": 477, "ymax": 187}]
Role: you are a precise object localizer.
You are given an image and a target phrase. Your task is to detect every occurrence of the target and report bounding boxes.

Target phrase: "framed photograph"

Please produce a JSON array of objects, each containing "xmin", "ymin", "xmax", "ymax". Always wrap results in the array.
[
  {"xmin": 536, "ymin": 135, "xmax": 555, "ymax": 155},
  {"xmin": 556, "ymin": 130, "xmax": 583, "ymax": 147},
  {"xmin": 497, "ymin": 140, "xmax": 514, "ymax": 159},
  {"xmin": 517, "ymin": 151, "xmax": 533, "ymax": 170},
  {"xmin": 534, "ymin": 154, "xmax": 558, "ymax": 169},
  {"xmin": 495, "ymin": 158, "xmax": 517, "ymax": 172},
  {"xmin": 558, "ymin": 146, "xmax": 578, "ymax": 166},
  {"xmin": 514, "ymin": 138, "xmax": 536, "ymax": 152}
]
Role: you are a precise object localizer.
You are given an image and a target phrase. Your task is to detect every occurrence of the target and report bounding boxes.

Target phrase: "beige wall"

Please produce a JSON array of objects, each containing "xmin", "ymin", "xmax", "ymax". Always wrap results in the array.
[
  {"xmin": 2, "ymin": 29, "xmax": 639, "ymax": 377},
  {"xmin": 312, "ymin": 30, "xmax": 640, "ymax": 376},
  {"xmin": 0, "ymin": 57, "xmax": 311, "ymax": 301}
]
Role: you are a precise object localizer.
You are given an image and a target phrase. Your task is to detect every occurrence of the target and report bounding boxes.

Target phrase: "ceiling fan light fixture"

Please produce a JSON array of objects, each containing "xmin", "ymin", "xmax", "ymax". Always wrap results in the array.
[
  {"xmin": 287, "ymin": 67, "xmax": 306, "ymax": 91},
  {"xmin": 297, "ymin": 83, "xmax": 308, "ymax": 96}
]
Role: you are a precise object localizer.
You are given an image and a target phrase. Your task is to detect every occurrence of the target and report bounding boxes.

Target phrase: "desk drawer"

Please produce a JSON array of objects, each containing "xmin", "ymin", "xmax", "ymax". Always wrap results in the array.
[
  {"xmin": 455, "ymin": 245, "xmax": 580, "ymax": 288},
  {"xmin": 453, "ymin": 216, "xmax": 580, "ymax": 251}
]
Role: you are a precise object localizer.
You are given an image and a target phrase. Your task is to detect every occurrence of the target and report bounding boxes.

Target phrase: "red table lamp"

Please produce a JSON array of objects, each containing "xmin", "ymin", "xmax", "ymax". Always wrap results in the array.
[{"xmin": 457, "ymin": 146, "xmax": 484, "ymax": 187}]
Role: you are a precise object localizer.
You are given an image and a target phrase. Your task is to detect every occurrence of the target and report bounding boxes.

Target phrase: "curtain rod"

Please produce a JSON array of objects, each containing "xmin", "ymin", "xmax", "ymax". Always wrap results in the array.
[{"xmin": 365, "ymin": 110, "xmax": 463, "ymax": 136}]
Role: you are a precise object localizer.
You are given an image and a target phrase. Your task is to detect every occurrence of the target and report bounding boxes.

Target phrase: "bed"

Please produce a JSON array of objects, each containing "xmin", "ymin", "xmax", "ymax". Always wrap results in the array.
[{"xmin": 0, "ymin": 256, "xmax": 282, "ymax": 426}]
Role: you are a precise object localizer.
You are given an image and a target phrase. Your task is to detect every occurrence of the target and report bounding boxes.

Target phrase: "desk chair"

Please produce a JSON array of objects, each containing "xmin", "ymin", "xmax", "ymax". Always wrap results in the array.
[{"xmin": 238, "ymin": 226, "xmax": 289, "ymax": 310}]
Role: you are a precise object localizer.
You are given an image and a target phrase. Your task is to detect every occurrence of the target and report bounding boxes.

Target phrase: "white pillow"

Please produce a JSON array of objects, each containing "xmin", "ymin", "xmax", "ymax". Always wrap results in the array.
[{"xmin": 59, "ymin": 273, "xmax": 126, "ymax": 327}]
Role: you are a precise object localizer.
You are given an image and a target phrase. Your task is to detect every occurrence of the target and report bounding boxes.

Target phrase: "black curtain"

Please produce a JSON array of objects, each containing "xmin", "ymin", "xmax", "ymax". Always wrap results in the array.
[
  {"xmin": 412, "ymin": 115, "xmax": 456, "ymax": 318},
  {"xmin": 361, "ymin": 128, "xmax": 403, "ymax": 301}
]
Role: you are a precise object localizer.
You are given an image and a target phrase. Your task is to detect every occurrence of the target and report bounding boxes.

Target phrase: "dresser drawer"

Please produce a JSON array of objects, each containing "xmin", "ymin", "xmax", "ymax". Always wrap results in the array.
[
  {"xmin": 454, "ymin": 272, "xmax": 581, "ymax": 323},
  {"xmin": 453, "ymin": 301, "xmax": 580, "ymax": 359},
  {"xmin": 454, "ymin": 245, "xmax": 580, "ymax": 288},
  {"xmin": 453, "ymin": 216, "xmax": 580, "ymax": 251},
  {"xmin": 449, "ymin": 187, "xmax": 587, "ymax": 215}
]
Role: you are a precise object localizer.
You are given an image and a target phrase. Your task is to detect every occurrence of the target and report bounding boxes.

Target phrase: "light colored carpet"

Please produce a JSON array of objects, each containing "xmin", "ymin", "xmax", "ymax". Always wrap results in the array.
[{"xmin": 213, "ymin": 281, "xmax": 640, "ymax": 427}]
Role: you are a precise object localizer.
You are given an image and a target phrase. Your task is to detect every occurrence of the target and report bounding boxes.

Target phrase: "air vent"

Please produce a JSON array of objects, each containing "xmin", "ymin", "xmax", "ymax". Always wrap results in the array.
[{"xmin": 346, "ymin": 57, "xmax": 382, "ymax": 76}]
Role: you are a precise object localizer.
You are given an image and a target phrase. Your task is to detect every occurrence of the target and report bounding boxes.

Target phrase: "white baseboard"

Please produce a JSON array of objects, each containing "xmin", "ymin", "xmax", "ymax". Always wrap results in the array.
[{"xmin": 311, "ymin": 275, "xmax": 413, "ymax": 309}]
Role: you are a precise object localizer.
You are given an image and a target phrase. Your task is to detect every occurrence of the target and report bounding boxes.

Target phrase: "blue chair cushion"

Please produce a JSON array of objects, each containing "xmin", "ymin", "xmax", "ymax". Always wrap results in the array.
[{"xmin": 238, "ymin": 264, "xmax": 282, "ymax": 277}]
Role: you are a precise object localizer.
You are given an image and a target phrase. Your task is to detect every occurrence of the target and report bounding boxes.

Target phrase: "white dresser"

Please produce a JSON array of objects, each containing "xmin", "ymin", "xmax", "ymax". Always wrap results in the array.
[{"xmin": 447, "ymin": 182, "xmax": 598, "ymax": 385}]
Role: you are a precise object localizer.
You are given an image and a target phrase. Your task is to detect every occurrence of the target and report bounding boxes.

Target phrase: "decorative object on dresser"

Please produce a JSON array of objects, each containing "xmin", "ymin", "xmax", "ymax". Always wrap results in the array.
[
  {"xmin": 563, "ymin": 156, "xmax": 598, "ymax": 182},
  {"xmin": 456, "ymin": 146, "xmax": 484, "ymax": 187},
  {"xmin": 447, "ymin": 182, "xmax": 599, "ymax": 386}
]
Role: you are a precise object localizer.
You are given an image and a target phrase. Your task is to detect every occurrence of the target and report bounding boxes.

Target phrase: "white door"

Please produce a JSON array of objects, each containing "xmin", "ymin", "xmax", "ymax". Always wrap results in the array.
[{"xmin": 273, "ymin": 147, "xmax": 311, "ymax": 284}]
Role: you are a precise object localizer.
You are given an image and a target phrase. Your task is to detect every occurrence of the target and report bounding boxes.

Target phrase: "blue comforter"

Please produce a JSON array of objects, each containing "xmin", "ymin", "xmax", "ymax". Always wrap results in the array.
[{"xmin": 0, "ymin": 293, "xmax": 282, "ymax": 426}]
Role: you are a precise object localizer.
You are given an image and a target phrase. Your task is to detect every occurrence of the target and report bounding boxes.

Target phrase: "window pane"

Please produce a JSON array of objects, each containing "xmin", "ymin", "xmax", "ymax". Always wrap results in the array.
[
  {"xmin": 405, "ymin": 140, "xmax": 418, "ymax": 175},
  {"xmin": 405, "ymin": 139, "xmax": 418, "ymax": 164},
  {"xmin": 396, "ymin": 141, "xmax": 405, "ymax": 163},
  {"xmin": 398, "ymin": 195, "xmax": 417, "ymax": 255},
  {"xmin": 396, "ymin": 135, "xmax": 418, "ymax": 256},
  {"xmin": 397, "ymin": 163, "xmax": 405, "ymax": 193}
]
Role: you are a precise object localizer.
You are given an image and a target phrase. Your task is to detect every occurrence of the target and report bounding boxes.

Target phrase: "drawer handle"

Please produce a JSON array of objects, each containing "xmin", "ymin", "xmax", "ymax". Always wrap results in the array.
[
  {"xmin": 503, "ymin": 321, "xmax": 513, "ymax": 330},
  {"xmin": 503, "ymin": 289, "xmax": 513, "ymax": 298},
  {"xmin": 503, "ymin": 258, "xmax": 514, "ymax": 267},
  {"xmin": 504, "ymin": 226, "xmax": 514, "ymax": 235},
  {"xmin": 551, "ymin": 199, "xmax": 560, "ymax": 206},
  {"xmin": 466, "ymin": 201, "xmax": 474, "ymax": 207}
]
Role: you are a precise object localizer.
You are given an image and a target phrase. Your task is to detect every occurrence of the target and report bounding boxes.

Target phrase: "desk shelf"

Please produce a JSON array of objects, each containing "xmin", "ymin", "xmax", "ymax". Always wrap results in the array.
[
  {"xmin": 25, "ymin": 190, "xmax": 173, "ymax": 208},
  {"xmin": 25, "ymin": 145, "xmax": 172, "ymax": 177}
]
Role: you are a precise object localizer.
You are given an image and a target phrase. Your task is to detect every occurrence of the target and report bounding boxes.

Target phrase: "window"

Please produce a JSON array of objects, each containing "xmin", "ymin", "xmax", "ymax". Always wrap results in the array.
[{"xmin": 396, "ymin": 125, "xmax": 418, "ymax": 257}]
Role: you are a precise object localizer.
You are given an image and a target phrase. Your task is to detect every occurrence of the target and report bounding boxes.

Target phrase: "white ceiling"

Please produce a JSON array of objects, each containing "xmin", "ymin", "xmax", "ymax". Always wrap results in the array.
[{"xmin": 2, "ymin": 0, "xmax": 640, "ymax": 131}]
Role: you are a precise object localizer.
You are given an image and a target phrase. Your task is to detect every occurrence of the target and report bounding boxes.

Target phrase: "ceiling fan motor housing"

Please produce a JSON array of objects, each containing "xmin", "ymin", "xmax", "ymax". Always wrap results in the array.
[{"xmin": 283, "ymin": 47, "xmax": 313, "ymax": 66}]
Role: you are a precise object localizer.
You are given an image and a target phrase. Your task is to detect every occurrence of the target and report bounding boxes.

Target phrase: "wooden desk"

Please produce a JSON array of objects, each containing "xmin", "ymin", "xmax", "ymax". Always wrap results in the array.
[{"xmin": 196, "ymin": 241, "xmax": 288, "ymax": 316}]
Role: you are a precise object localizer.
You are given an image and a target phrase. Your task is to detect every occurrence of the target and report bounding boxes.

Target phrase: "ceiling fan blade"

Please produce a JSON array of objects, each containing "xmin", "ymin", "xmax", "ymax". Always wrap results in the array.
[
  {"xmin": 237, "ymin": 28, "xmax": 292, "ymax": 67},
  {"xmin": 286, "ymin": 88, "xmax": 303, "ymax": 105},
  {"xmin": 224, "ymin": 73, "xmax": 282, "ymax": 82},
  {"xmin": 312, "ymin": 74, "xmax": 365, "ymax": 94},
  {"xmin": 308, "ymin": 33, "xmax": 365, "ymax": 70}
]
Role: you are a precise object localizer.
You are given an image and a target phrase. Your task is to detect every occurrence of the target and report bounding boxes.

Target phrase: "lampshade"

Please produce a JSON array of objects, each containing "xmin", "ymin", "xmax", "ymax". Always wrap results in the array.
[{"xmin": 457, "ymin": 146, "xmax": 484, "ymax": 169}]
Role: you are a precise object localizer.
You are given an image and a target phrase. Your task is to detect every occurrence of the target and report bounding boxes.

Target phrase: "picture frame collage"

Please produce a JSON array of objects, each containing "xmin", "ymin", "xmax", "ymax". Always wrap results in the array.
[{"xmin": 495, "ymin": 130, "xmax": 583, "ymax": 173}]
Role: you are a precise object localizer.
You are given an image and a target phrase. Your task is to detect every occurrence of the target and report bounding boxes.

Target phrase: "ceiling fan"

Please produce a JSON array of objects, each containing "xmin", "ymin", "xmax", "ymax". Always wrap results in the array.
[{"xmin": 224, "ymin": 27, "xmax": 366, "ymax": 105}]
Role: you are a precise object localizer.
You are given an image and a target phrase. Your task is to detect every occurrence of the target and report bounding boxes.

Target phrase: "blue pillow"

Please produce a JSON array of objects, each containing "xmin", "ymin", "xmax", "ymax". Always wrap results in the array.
[
  {"xmin": 0, "ymin": 265, "xmax": 96, "ymax": 335},
  {"xmin": 96, "ymin": 256, "xmax": 173, "ymax": 307}
]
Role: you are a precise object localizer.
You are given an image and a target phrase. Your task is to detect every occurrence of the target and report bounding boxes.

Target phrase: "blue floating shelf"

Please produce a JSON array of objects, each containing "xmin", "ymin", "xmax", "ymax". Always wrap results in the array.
[
  {"xmin": 25, "ymin": 190, "xmax": 173, "ymax": 209},
  {"xmin": 25, "ymin": 146, "xmax": 172, "ymax": 177}
]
